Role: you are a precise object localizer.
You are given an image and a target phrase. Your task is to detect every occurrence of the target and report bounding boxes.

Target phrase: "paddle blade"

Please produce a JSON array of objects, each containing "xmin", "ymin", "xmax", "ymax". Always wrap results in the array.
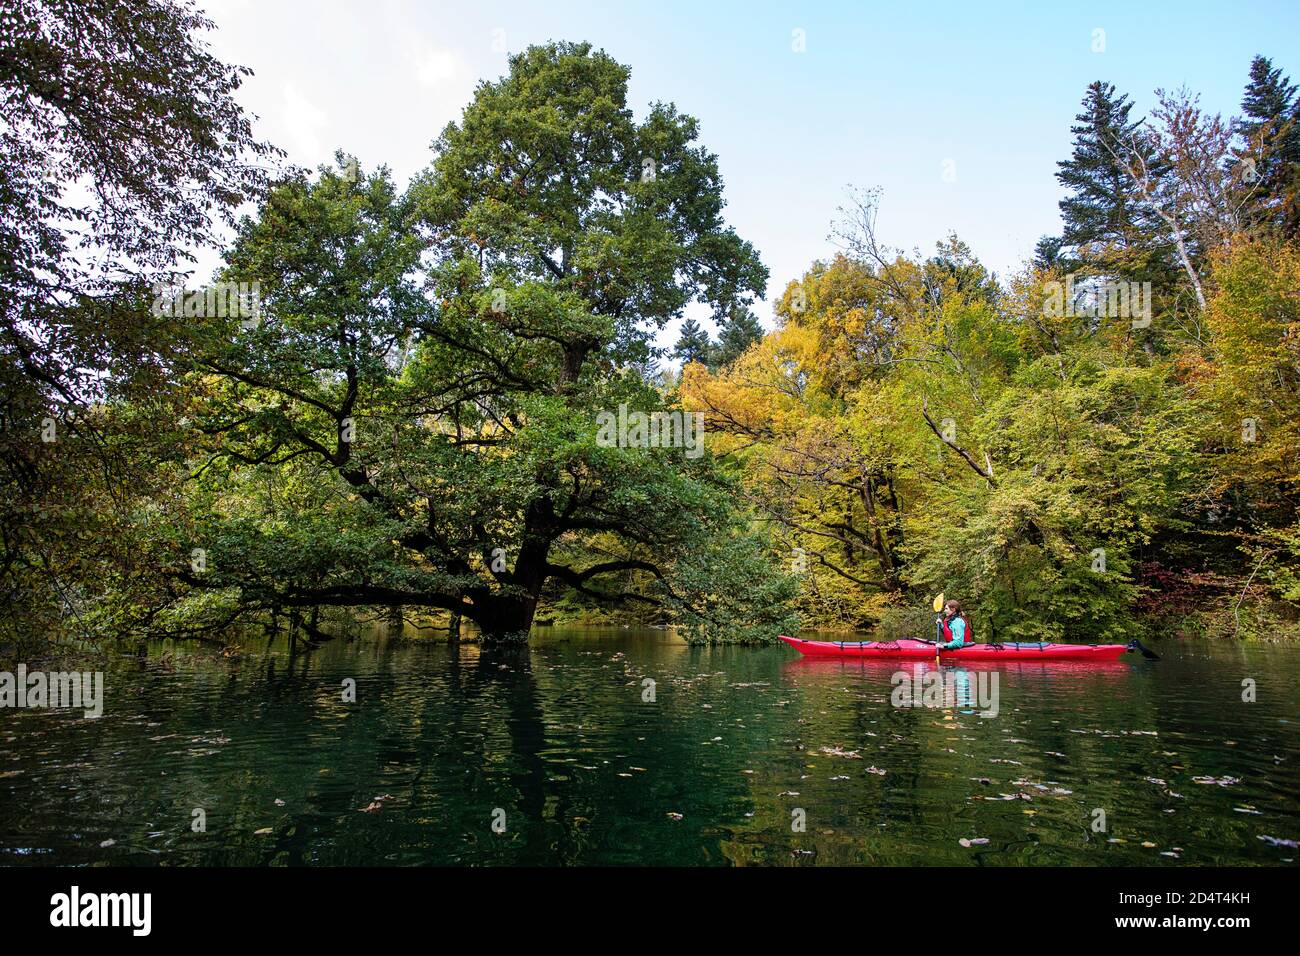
[
  {"xmin": 1126, "ymin": 638, "xmax": 1161, "ymax": 661},
  {"xmin": 932, "ymin": 592, "xmax": 945, "ymax": 613}
]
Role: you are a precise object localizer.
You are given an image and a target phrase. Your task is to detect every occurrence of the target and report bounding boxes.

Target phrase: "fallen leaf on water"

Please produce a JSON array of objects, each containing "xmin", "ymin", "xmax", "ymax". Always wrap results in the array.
[
  {"xmin": 1258, "ymin": 835, "xmax": 1299, "ymax": 848},
  {"xmin": 819, "ymin": 746, "xmax": 862, "ymax": 759}
]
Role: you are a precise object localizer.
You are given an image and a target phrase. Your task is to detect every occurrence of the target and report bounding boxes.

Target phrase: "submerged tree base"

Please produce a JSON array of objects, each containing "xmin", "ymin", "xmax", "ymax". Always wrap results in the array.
[{"xmin": 479, "ymin": 629, "xmax": 531, "ymax": 646}]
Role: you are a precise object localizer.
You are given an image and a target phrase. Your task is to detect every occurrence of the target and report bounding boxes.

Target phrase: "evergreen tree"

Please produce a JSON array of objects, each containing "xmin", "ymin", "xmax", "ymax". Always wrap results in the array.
[
  {"xmin": 714, "ymin": 308, "xmax": 765, "ymax": 366},
  {"xmin": 672, "ymin": 317, "xmax": 715, "ymax": 366},
  {"xmin": 1236, "ymin": 55, "xmax": 1300, "ymax": 236},
  {"xmin": 1032, "ymin": 235, "xmax": 1067, "ymax": 271},
  {"xmin": 1056, "ymin": 82, "xmax": 1168, "ymax": 273}
]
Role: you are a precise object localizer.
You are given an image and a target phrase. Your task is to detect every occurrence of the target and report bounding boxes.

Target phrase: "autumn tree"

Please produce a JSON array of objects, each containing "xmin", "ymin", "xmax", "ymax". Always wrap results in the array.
[
  {"xmin": 162, "ymin": 44, "xmax": 794, "ymax": 643},
  {"xmin": 0, "ymin": 0, "xmax": 276, "ymax": 645}
]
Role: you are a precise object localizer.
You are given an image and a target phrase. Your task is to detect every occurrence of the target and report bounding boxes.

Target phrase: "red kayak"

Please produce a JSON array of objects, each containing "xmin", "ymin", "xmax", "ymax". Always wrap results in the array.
[{"xmin": 778, "ymin": 635, "xmax": 1133, "ymax": 662}]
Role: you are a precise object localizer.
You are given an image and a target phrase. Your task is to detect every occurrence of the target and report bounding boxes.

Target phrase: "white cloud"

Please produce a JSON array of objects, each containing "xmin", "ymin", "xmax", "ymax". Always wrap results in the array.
[
  {"xmin": 404, "ymin": 41, "xmax": 476, "ymax": 124},
  {"xmin": 281, "ymin": 84, "xmax": 328, "ymax": 164},
  {"xmin": 415, "ymin": 48, "xmax": 460, "ymax": 87}
]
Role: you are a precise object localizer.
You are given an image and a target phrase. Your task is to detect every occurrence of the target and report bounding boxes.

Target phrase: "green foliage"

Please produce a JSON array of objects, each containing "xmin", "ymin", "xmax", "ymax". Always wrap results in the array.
[
  {"xmin": 1237, "ymin": 56, "xmax": 1300, "ymax": 236},
  {"xmin": 7, "ymin": 28, "xmax": 1300, "ymax": 651},
  {"xmin": 1056, "ymin": 81, "xmax": 1169, "ymax": 267},
  {"xmin": 0, "ymin": 0, "xmax": 276, "ymax": 648},
  {"xmin": 665, "ymin": 527, "xmax": 801, "ymax": 645},
  {"xmin": 138, "ymin": 42, "xmax": 791, "ymax": 643}
]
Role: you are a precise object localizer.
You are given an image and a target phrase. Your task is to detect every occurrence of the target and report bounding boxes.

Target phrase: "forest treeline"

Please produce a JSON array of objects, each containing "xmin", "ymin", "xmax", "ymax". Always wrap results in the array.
[
  {"xmin": 1, "ymin": 1, "xmax": 1297, "ymax": 650},
  {"xmin": 681, "ymin": 68, "xmax": 1300, "ymax": 642}
]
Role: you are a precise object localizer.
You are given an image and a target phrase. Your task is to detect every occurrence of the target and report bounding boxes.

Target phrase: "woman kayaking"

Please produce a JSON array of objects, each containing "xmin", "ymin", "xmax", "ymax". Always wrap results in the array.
[{"xmin": 936, "ymin": 599, "xmax": 970, "ymax": 650}]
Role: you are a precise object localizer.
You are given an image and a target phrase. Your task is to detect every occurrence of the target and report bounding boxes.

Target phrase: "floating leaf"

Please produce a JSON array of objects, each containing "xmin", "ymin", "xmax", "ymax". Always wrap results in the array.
[
  {"xmin": 1259, "ymin": 835, "xmax": 1299, "ymax": 848},
  {"xmin": 819, "ymin": 746, "xmax": 862, "ymax": 759}
]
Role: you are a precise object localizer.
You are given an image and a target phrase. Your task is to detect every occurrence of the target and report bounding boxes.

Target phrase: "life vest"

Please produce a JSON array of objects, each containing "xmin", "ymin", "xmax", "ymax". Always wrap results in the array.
[{"xmin": 942, "ymin": 615, "xmax": 971, "ymax": 644}]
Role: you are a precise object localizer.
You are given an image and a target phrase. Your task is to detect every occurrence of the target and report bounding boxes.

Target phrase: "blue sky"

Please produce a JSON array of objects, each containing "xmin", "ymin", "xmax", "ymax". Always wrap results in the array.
[{"xmin": 199, "ymin": 0, "xmax": 1299, "ymax": 344}]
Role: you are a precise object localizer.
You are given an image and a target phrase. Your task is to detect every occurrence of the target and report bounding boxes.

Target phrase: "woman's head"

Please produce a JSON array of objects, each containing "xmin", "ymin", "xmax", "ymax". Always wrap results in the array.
[{"xmin": 944, "ymin": 599, "xmax": 964, "ymax": 618}]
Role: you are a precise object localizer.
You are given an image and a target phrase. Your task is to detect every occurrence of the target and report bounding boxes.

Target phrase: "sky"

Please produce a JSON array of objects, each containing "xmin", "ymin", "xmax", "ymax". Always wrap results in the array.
[{"xmin": 195, "ymin": 0, "xmax": 1300, "ymax": 348}]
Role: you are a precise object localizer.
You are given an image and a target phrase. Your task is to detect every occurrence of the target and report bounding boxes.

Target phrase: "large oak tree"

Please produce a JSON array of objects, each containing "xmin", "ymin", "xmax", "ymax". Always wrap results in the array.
[{"xmin": 172, "ymin": 43, "xmax": 795, "ymax": 642}]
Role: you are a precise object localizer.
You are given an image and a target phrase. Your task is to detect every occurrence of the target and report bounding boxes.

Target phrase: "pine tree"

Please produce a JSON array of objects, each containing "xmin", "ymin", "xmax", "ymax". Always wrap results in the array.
[
  {"xmin": 1236, "ymin": 55, "xmax": 1300, "ymax": 237},
  {"xmin": 714, "ymin": 309, "xmax": 764, "ymax": 367},
  {"xmin": 672, "ymin": 317, "xmax": 715, "ymax": 366},
  {"xmin": 1033, "ymin": 235, "xmax": 1068, "ymax": 271},
  {"xmin": 1056, "ymin": 82, "xmax": 1169, "ymax": 274}
]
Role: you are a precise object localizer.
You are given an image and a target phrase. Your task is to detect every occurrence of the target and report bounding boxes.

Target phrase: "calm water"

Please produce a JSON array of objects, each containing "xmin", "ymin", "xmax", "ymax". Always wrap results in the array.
[{"xmin": 1, "ymin": 628, "xmax": 1297, "ymax": 866}]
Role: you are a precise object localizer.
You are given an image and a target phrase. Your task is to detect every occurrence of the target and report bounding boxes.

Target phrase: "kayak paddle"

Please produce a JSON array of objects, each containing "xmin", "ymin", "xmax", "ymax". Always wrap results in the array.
[
  {"xmin": 1125, "ymin": 638, "xmax": 1161, "ymax": 660},
  {"xmin": 932, "ymin": 592, "xmax": 944, "ymax": 665}
]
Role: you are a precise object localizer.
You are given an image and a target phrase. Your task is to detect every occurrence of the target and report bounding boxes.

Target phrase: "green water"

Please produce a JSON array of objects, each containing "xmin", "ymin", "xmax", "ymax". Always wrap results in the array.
[{"xmin": 1, "ymin": 628, "xmax": 1297, "ymax": 866}]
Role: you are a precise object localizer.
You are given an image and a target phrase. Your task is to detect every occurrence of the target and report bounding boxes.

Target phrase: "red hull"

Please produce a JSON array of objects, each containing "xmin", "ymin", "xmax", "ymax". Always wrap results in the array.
[{"xmin": 778, "ymin": 635, "xmax": 1130, "ymax": 662}]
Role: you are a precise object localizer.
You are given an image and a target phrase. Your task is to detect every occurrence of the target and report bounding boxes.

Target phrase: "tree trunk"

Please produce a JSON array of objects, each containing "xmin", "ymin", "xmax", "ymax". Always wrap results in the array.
[{"xmin": 475, "ymin": 594, "xmax": 536, "ymax": 644}]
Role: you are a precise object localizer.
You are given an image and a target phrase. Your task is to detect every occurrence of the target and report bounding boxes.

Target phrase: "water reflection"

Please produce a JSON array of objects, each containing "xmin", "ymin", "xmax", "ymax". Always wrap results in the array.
[{"xmin": 0, "ymin": 628, "xmax": 1296, "ymax": 866}]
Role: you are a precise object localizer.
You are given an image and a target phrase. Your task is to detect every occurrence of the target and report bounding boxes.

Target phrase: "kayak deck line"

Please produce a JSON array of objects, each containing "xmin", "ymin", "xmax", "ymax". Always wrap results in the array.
[{"xmin": 777, "ymin": 635, "xmax": 1132, "ymax": 662}]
